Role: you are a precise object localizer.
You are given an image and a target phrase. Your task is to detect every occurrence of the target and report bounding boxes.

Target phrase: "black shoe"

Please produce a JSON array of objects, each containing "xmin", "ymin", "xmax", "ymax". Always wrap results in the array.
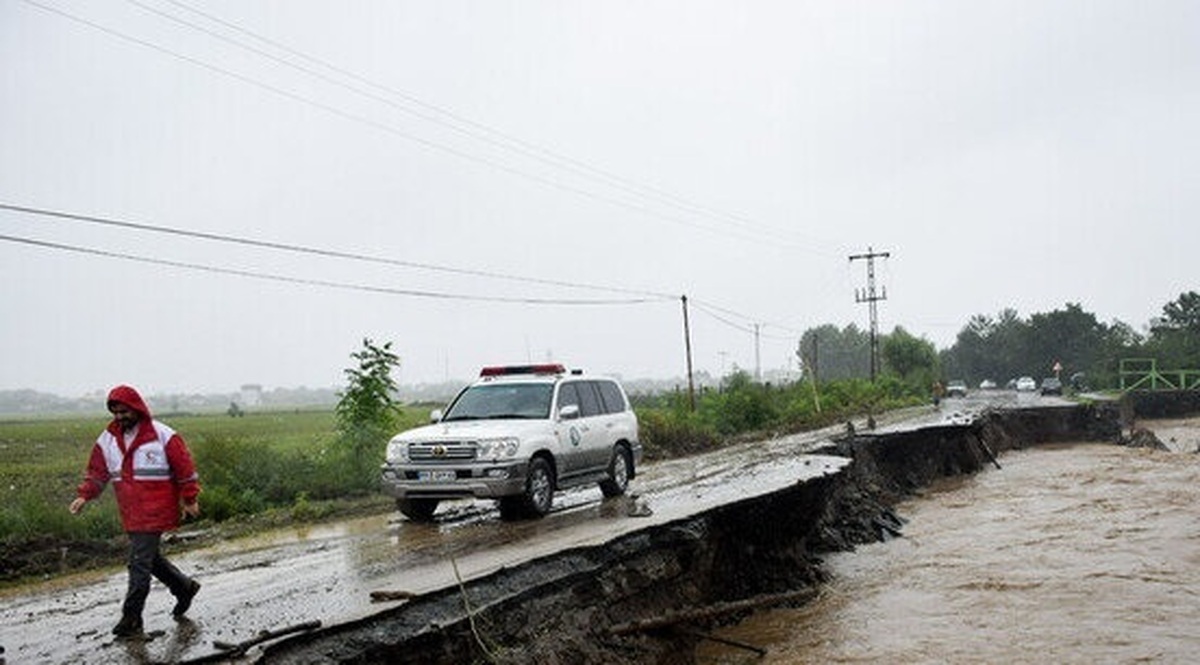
[
  {"xmin": 112, "ymin": 614, "xmax": 143, "ymax": 637},
  {"xmin": 173, "ymin": 579, "xmax": 201, "ymax": 617}
]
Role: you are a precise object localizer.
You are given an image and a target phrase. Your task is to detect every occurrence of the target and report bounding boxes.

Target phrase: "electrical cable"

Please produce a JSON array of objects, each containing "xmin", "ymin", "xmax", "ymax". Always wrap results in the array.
[
  {"xmin": 7, "ymin": 2, "xmax": 856, "ymax": 349},
  {"xmin": 139, "ymin": 0, "xmax": 847, "ymax": 256},
  {"xmin": 20, "ymin": 0, "xmax": 837, "ymax": 253},
  {"xmin": 2, "ymin": 201, "xmax": 801, "ymax": 343},
  {"xmin": 0, "ymin": 202, "xmax": 675, "ymax": 300},
  {"xmin": 0, "ymin": 233, "xmax": 659, "ymax": 306}
]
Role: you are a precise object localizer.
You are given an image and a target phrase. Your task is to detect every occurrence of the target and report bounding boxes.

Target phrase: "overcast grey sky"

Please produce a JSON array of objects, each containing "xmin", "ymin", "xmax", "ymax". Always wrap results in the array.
[{"xmin": 2, "ymin": 0, "xmax": 1197, "ymax": 397}]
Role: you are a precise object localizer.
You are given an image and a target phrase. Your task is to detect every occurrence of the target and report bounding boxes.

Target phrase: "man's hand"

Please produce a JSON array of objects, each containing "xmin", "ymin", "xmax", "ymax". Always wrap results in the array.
[
  {"xmin": 182, "ymin": 501, "xmax": 200, "ymax": 518},
  {"xmin": 69, "ymin": 497, "xmax": 86, "ymax": 514}
]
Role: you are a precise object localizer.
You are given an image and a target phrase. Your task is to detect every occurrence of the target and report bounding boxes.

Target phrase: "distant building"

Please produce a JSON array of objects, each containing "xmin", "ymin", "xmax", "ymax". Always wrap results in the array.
[{"xmin": 239, "ymin": 384, "xmax": 263, "ymax": 407}]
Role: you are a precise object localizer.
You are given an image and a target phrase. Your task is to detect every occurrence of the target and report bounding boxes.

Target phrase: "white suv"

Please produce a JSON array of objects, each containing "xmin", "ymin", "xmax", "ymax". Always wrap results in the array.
[{"xmin": 381, "ymin": 364, "xmax": 642, "ymax": 521}]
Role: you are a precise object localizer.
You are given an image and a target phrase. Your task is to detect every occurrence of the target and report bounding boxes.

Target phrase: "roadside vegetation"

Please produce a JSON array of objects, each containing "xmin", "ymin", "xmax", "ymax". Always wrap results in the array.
[
  {"xmin": 633, "ymin": 370, "xmax": 924, "ymax": 459},
  {"xmin": 1, "ymin": 373, "xmax": 919, "ymax": 585},
  {"xmin": 3, "ymin": 291, "xmax": 1196, "ymax": 584},
  {"xmin": 0, "ymin": 407, "xmax": 421, "ymax": 583}
]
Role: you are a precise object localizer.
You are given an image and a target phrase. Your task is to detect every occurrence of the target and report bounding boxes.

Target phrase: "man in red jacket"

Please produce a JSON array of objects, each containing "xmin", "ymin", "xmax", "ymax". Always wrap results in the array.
[{"xmin": 69, "ymin": 385, "xmax": 203, "ymax": 638}]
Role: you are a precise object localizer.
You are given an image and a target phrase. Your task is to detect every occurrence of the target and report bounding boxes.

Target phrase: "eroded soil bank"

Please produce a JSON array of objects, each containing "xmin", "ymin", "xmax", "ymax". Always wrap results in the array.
[{"xmin": 255, "ymin": 402, "xmax": 1130, "ymax": 664}]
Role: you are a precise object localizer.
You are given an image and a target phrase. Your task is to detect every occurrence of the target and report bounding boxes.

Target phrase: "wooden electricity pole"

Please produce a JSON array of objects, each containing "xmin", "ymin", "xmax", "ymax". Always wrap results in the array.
[{"xmin": 681, "ymin": 295, "xmax": 696, "ymax": 411}]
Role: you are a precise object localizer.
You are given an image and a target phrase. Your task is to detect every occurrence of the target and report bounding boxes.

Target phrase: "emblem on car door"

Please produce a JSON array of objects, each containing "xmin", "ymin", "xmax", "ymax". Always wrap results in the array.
[{"xmin": 569, "ymin": 426, "xmax": 581, "ymax": 447}]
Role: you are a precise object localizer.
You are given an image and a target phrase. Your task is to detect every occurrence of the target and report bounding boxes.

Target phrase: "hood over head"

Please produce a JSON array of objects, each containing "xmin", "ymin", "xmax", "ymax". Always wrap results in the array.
[{"xmin": 107, "ymin": 384, "xmax": 152, "ymax": 421}]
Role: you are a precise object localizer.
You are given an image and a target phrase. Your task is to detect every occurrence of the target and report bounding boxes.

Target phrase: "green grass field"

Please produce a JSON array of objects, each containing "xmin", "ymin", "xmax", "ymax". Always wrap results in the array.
[
  {"xmin": 2, "ymin": 377, "xmax": 920, "ymax": 584},
  {"xmin": 0, "ymin": 407, "xmax": 424, "ymax": 547}
]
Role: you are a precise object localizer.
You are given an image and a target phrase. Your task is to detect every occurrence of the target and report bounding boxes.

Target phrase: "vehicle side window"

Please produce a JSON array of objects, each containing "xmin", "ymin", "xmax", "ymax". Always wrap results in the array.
[
  {"xmin": 575, "ymin": 381, "xmax": 603, "ymax": 418},
  {"xmin": 556, "ymin": 383, "xmax": 581, "ymax": 415},
  {"xmin": 595, "ymin": 381, "xmax": 627, "ymax": 414}
]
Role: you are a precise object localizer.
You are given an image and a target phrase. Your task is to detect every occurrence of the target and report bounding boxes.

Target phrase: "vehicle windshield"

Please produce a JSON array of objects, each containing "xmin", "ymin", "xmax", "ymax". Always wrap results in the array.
[{"xmin": 442, "ymin": 383, "xmax": 554, "ymax": 421}]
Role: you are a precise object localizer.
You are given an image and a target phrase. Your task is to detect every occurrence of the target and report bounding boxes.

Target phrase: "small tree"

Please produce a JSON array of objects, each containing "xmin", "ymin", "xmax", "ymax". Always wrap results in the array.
[
  {"xmin": 335, "ymin": 338, "xmax": 401, "ymax": 491},
  {"xmin": 881, "ymin": 326, "xmax": 938, "ymax": 388}
]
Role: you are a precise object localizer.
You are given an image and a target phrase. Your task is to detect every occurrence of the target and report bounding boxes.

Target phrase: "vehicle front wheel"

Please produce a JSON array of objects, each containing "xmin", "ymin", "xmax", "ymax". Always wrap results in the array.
[
  {"xmin": 501, "ymin": 457, "xmax": 554, "ymax": 520},
  {"xmin": 396, "ymin": 498, "xmax": 439, "ymax": 522},
  {"xmin": 599, "ymin": 446, "xmax": 631, "ymax": 497}
]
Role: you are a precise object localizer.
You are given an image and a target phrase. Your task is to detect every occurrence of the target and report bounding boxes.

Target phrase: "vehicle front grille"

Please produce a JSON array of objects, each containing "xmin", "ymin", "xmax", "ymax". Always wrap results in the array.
[{"xmin": 408, "ymin": 441, "xmax": 477, "ymax": 462}]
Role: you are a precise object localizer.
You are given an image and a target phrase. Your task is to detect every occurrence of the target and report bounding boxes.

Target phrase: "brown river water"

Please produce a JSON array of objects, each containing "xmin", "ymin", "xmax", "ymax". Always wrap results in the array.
[{"xmin": 701, "ymin": 424, "xmax": 1200, "ymax": 664}]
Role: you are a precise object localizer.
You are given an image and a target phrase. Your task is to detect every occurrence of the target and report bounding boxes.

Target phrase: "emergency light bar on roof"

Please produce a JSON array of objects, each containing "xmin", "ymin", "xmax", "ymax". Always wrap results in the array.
[{"xmin": 479, "ymin": 364, "xmax": 567, "ymax": 377}]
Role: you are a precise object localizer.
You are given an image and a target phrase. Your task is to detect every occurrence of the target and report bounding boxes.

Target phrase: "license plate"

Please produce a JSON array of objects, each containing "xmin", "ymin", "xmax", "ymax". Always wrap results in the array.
[{"xmin": 417, "ymin": 470, "xmax": 457, "ymax": 482}]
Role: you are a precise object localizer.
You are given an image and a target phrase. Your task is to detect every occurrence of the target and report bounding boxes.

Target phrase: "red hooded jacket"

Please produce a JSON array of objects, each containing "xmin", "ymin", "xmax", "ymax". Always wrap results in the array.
[{"xmin": 76, "ymin": 385, "xmax": 201, "ymax": 533}]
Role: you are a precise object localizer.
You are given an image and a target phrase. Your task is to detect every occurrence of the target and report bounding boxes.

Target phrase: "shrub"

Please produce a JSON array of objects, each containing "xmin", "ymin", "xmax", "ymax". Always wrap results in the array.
[{"xmin": 636, "ymin": 409, "xmax": 719, "ymax": 459}]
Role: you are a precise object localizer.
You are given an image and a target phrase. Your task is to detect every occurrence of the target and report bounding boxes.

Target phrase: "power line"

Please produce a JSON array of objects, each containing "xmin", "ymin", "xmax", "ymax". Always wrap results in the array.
[
  {"xmin": 0, "ymin": 202, "xmax": 675, "ymax": 300},
  {"xmin": 140, "ymin": 0, "xmax": 845, "ymax": 256},
  {"xmin": 1, "ymin": 202, "xmax": 806, "ymax": 340},
  {"xmin": 690, "ymin": 297, "xmax": 803, "ymax": 338},
  {"xmin": 3, "ymin": 201, "xmax": 806, "ymax": 350},
  {"xmin": 0, "ymin": 233, "xmax": 659, "ymax": 306},
  {"xmin": 21, "ymin": 0, "xmax": 844, "ymax": 255},
  {"xmin": 146, "ymin": 0, "xmax": 814, "ymax": 249}
]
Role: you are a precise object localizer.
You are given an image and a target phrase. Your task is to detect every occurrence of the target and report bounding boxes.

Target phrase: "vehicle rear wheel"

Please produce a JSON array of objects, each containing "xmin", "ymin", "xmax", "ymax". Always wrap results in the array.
[
  {"xmin": 396, "ymin": 498, "xmax": 439, "ymax": 522},
  {"xmin": 599, "ymin": 446, "xmax": 631, "ymax": 497}
]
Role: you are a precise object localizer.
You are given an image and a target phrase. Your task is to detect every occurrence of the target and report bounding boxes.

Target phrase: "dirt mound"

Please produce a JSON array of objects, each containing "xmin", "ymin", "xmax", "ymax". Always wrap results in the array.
[
  {"xmin": 1123, "ymin": 427, "xmax": 1170, "ymax": 451},
  {"xmin": 0, "ymin": 535, "xmax": 124, "ymax": 583}
]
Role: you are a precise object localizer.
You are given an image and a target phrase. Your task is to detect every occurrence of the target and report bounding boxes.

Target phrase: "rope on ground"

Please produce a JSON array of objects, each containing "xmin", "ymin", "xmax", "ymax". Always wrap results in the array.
[{"xmin": 450, "ymin": 554, "xmax": 498, "ymax": 663}]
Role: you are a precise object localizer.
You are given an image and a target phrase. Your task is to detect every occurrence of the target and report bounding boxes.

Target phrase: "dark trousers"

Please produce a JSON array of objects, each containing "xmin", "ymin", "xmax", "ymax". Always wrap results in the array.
[{"xmin": 122, "ymin": 532, "xmax": 191, "ymax": 618}]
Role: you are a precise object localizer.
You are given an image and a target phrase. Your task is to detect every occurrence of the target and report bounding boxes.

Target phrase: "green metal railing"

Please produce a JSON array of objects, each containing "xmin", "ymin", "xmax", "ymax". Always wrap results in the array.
[{"xmin": 1119, "ymin": 358, "xmax": 1200, "ymax": 392}]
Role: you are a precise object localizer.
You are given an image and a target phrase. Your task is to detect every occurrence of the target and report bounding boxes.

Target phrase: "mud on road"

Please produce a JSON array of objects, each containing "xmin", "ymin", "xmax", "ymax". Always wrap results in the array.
[
  {"xmin": 261, "ymin": 400, "xmax": 1134, "ymax": 664},
  {"xmin": 4, "ymin": 391, "xmax": 1192, "ymax": 664}
]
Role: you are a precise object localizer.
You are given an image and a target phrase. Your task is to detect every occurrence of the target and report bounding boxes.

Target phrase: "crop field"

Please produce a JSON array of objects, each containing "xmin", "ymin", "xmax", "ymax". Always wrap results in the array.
[
  {"xmin": 0, "ymin": 407, "xmax": 423, "ymax": 545},
  {"xmin": 2, "ymin": 375, "xmax": 923, "ymax": 583}
]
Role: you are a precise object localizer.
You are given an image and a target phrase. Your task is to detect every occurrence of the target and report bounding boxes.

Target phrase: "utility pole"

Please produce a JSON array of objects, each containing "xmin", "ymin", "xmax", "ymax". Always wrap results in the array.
[
  {"xmin": 754, "ymin": 323, "xmax": 761, "ymax": 382},
  {"xmin": 809, "ymin": 332, "xmax": 818, "ymax": 384},
  {"xmin": 681, "ymin": 295, "xmax": 696, "ymax": 411},
  {"xmin": 849, "ymin": 247, "xmax": 890, "ymax": 382}
]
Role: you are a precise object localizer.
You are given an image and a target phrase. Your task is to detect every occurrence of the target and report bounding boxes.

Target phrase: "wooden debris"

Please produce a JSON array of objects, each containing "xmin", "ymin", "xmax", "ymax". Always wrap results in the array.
[
  {"xmin": 212, "ymin": 620, "xmax": 322, "ymax": 656},
  {"xmin": 971, "ymin": 434, "xmax": 1002, "ymax": 469},
  {"xmin": 610, "ymin": 588, "xmax": 817, "ymax": 636},
  {"xmin": 370, "ymin": 589, "xmax": 417, "ymax": 603},
  {"xmin": 676, "ymin": 627, "xmax": 766, "ymax": 656}
]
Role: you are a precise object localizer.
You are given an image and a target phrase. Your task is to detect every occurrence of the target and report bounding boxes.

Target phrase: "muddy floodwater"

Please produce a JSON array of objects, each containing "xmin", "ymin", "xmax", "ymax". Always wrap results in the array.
[{"xmin": 701, "ymin": 436, "xmax": 1200, "ymax": 664}]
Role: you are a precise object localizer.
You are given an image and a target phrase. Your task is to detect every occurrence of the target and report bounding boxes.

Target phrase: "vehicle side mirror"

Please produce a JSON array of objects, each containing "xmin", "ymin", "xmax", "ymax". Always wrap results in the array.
[
  {"xmin": 430, "ymin": 409, "xmax": 443, "ymax": 423},
  {"xmin": 558, "ymin": 404, "xmax": 580, "ymax": 420}
]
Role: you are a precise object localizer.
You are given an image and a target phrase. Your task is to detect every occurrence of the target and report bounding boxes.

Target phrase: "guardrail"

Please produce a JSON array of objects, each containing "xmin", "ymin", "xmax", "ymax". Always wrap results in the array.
[{"xmin": 1119, "ymin": 358, "xmax": 1200, "ymax": 392}]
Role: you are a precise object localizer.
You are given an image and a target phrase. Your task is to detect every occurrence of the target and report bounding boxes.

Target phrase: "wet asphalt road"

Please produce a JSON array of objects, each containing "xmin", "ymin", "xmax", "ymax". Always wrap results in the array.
[{"xmin": 0, "ymin": 389, "xmax": 1058, "ymax": 663}]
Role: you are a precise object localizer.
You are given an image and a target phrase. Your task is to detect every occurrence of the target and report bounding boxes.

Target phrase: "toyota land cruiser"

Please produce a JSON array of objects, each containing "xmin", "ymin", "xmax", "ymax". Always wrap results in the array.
[{"xmin": 381, "ymin": 364, "xmax": 641, "ymax": 521}]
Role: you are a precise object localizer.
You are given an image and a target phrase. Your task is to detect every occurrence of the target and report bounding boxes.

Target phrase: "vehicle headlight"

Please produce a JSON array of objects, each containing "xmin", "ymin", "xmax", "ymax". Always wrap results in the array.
[
  {"xmin": 476, "ymin": 437, "xmax": 520, "ymax": 461},
  {"xmin": 386, "ymin": 439, "xmax": 412, "ymax": 464}
]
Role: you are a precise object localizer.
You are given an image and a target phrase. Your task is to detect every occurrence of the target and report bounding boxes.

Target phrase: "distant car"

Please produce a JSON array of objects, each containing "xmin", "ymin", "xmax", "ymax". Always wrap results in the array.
[
  {"xmin": 946, "ymin": 380, "xmax": 968, "ymax": 397},
  {"xmin": 979, "ymin": 379, "xmax": 997, "ymax": 390},
  {"xmin": 1015, "ymin": 376, "xmax": 1037, "ymax": 392},
  {"xmin": 1069, "ymin": 372, "xmax": 1087, "ymax": 391},
  {"xmin": 1040, "ymin": 377, "xmax": 1063, "ymax": 395}
]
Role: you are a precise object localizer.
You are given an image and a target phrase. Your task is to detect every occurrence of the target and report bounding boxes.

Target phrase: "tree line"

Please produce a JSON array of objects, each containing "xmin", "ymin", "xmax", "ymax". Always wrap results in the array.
[{"xmin": 798, "ymin": 291, "xmax": 1199, "ymax": 392}]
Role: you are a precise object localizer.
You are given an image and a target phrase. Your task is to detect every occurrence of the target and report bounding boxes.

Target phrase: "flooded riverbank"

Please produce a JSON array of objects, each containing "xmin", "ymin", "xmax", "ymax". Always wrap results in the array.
[
  {"xmin": 702, "ymin": 431, "xmax": 1200, "ymax": 663},
  {"xmin": 3, "ymin": 401, "xmax": 1173, "ymax": 663}
]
